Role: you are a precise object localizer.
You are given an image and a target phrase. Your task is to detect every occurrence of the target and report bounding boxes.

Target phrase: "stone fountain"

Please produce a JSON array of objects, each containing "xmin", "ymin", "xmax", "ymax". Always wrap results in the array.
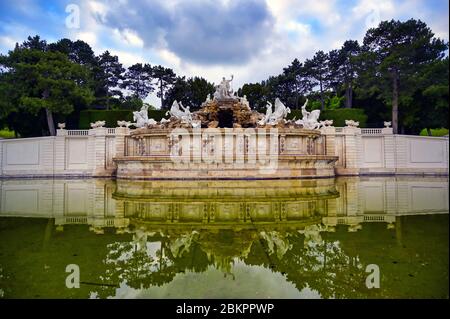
[{"xmin": 113, "ymin": 76, "xmax": 338, "ymax": 179}]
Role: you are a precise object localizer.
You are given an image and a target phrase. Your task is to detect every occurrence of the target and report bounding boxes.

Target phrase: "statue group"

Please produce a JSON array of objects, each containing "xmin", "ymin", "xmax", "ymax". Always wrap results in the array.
[
  {"xmin": 295, "ymin": 99, "xmax": 321, "ymax": 129},
  {"xmin": 131, "ymin": 75, "xmax": 326, "ymax": 130},
  {"xmin": 133, "ymin": 105, "xmax": 156, "ymax": 128},
  {"xmin": 214, "ymin": 75, "xmax": 234, "ymax": 99},
  {"xmin": 258, "ymin": 98, "xmax": 291, "ymax": 126}
]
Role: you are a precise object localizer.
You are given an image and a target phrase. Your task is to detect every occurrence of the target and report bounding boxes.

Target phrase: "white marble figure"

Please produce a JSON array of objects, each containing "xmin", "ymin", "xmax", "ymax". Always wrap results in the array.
[
  {"xmin": 132, "ymin": 105, "xmax": 155, "ymax": 128},
  {"xmin": 90, "ymin": 120, "xmax": 106, "ymax": 128},
  {"xmin": 295, "ymin": 99, "xmax": 321, "ymax": 129},
  {"xmin": 270, "ymin": 98, "xmax": 291, "ymax": 124},
  {"xmin": 117, "ymin": 120, "xmax": 127, "ymax": 127},
  {"xmin": 319, "ymin": 119, "xmax": 333, "ymax": 128},
  {"xmin": 258, "ymin": 101, "xmax": 273, "ymax": 126},
  {"xmin": 213, "ymin": 75, "xmax": 234, "ymax": 99},
  {"xmin": 345, "ymin": 119, "xmax": 360, "ymax": 127},
  {"xmin": 258, "ymin": 98, "xmax": 291, "ymax": 126},
  {"xmin": 166, "ymin": 100, "xmax": 196, "ymax": 126},
  {"xmin": 240, "ymin": 94, "xmax": 251, "ymax": 110}
]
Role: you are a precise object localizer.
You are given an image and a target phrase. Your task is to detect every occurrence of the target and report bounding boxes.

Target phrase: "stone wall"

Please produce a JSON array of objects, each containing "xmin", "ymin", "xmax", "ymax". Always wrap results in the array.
[
  {"xmin": 326, "ymin": 126, "xmax": 449, "ymax": 176},
  {"xmin": 0, "ymin": 126, "xmax": 448, "ymax": 178}
]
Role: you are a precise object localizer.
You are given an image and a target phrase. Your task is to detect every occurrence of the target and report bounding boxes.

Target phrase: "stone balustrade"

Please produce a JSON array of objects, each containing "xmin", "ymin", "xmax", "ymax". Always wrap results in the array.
[{"xmin": 0, "ymin": 125, "xmax": 447, "ymax": 178}]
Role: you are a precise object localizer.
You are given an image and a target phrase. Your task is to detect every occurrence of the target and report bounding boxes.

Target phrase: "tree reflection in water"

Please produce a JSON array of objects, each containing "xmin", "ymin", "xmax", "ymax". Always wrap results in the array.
[{"xmin": 94, "ymin": 223, "xmax": 378, "ymax": 299}]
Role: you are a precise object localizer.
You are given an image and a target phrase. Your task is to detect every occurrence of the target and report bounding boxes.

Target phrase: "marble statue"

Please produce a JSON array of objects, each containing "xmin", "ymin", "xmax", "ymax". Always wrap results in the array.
[
  {"xmin": 258, "ymin": 101, "xmax": 273, "ymax": 126},
  {"xmin": 57, "ymin": 123, "xmax": 66, "ymax": 129},
  {"xmin": 271, "ymin": 98, "xmax": 291, "ymax": 124},
  {"xmin": 384, "ymin": 121, "xmax": 392, "ymax": 128},
  {"xmin": 240, "ymin": 95, "xmax": 251, "ymax": 110},
  {"xmin": 133, "ymin": 104, "xmax": 156, "ymax": 128},
  {"xmin": 319, "ymin": 119, "xmax": 333, "ymax": 128},
  {"xmin": 166, "ymin": 100, "xmax": 197, "ymax": 126},
  {"xmin": 345, "ymin": 119, "xmax": 360, "ymax": 127},
  {"xmin": 90, "ymin": 120, "xmax": 106, "ymax": 128},
  {"xmin": 295, "ymin": 99, "xmax": 321, "ymax": 129},
  {"xmin": 258, "ymin": 98, "xmax": 291, "ymax": 126},
  {"xmin": 118, "ymin": 120, "xmax": 134, "ymax": 128},
  {"xmin": 213, "ymin": 75, "xmax": 234, "ymax": 99}
]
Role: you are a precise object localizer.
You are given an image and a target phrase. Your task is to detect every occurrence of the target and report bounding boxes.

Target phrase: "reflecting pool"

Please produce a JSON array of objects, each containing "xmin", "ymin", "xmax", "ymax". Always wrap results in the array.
[{"xmin": 0, "ymin": 177, "xmax": 448, "ymax": 298}]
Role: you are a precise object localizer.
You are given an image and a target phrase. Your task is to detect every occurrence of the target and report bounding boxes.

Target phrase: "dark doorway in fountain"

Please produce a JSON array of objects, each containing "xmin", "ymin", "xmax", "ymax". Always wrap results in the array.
[{"xmin": 218, "ymin": 109, "xmax": 234, "ymax": 128}]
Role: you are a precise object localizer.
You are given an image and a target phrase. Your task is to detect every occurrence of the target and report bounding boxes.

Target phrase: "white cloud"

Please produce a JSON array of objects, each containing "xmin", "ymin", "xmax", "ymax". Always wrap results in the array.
[
  {"xmin": 112, "ymin": 28, "xmax": 144, "ymax": 48},
  {"xmin": 1, "ymin": 0, "xmax": 447, "ymax": 109},
  {"xmin": 0, "ymin": 36, "xmax": 17, "ymax": 49},
  {"xmin": 74, "ymin": 31, "xmax": 97, "ymax": 46}
]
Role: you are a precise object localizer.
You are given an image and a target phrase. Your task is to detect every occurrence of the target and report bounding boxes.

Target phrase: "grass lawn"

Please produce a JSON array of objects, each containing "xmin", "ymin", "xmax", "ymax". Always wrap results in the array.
[{"xmin": 419, "ymin": 128, "xmax": 449, "ymax": 137}]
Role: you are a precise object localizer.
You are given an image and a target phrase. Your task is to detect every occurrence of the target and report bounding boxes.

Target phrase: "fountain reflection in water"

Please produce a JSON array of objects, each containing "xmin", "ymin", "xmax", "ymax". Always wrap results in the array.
[{"xmin": 0, "ymin": 177, "xmax": 448, "ymax": 298}]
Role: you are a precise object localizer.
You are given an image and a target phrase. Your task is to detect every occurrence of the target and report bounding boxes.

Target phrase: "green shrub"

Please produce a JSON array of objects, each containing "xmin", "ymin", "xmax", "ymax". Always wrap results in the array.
[
  {"xmin": 78, "ymin": 110, "xmax": 167, "ymax": 129},
  {"xmin": 419, "ymin": 128, "xmax": 449, "ymax": 136},
  {"xmin": 288, "ymin": 108, "xmax": 368, "ymax": 127},
  {"xmin": 320, "ymin": 109, "xmax": 368, "ymax": 127},
  {"xmin": 0, "ymin": 128, "xmax": 16, "ymax": 139}
]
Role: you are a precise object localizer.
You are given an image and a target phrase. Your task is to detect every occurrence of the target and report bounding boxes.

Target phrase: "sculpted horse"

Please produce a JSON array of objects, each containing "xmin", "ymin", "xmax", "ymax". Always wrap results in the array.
[
  {"xmin": 133, "ymin": 109, "xmax": 149, "ymax": 128},
  {"xmin": 295, "ymin": 99, "xmax": 321, "ymax": 129},
  {"xmin": 166, "ymin": 100, "xmax": 193, "ymax": 124}
]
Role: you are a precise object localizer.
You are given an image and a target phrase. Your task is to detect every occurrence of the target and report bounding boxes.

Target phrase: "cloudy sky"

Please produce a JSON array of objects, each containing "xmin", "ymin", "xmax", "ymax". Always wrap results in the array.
[{"xmin": 0, "ymin": 0, "xmax": 448, "ymax": 107}]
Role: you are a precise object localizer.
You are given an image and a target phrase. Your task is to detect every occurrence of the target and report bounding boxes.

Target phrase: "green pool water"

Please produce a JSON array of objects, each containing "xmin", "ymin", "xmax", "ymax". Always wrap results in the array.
[{"xmin": 0, "ymin": 176, "xmax": 448, "ymax": 299}]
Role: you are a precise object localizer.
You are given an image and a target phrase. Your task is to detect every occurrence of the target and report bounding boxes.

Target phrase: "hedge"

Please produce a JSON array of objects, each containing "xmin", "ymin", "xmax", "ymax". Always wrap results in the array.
[
  {"xmin": 79, "ymin": 110, "xmax": 167, "ymax": 129},
  {"xmin": 79, "ymin": 108, "xmax": 368, "ymax": 129},
  {"xmin": 288, "ymin": 108, "xmax": 368, "ymax": 128}
]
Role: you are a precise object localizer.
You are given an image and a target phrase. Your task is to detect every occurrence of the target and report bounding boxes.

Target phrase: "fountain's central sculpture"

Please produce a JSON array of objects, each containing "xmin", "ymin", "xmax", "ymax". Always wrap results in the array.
[
  {"xmin": 131, "ymin": 76, "xmax": 325, "ymax": 130},
  {"xmin": 214, "ymin": 75, "xmax": 234, "ymax": 99},
  {"xmin": 114, "ymin": 76, "xmax": 337, "ymax": 179}
]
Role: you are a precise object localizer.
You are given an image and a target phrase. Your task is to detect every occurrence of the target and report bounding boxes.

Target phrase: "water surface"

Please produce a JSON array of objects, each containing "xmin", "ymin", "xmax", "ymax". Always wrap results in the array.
[{"xmin": 0, "ymin": 177, "xmax": 448, "ymax": 298}]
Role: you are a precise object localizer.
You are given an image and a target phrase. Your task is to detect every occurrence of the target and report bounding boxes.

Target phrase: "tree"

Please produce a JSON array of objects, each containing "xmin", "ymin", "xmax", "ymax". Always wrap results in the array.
[
  {"xmin": 97, "ymin": 51, "xmax": 124, "ymax": 110},
  {"xmin": 304, "ymin": 51, "xmax": 330, "ymax": 110},
  {"xmin": 404, "ymin": 57, "xmax": 449, "ymax": 134},
  {"xmin": 0, "ymin": 44, "xmax": 94, "ymax": 136},
  {"xmin": 328, "ymin": 40, "xmax": 361, "ymax": 108},
  {"xmin": 164, "ymin": 76, "xmax": 215, "ymax": 110},
  {"xmin": 121, "ymin": 63, "xmax": 154, "ymax": 100},
  {"xmin": 237, "ymin": 82, "xmax": 269, "ymax": 111},
  {"xmin": 163, "ymin": 76, "xmax": 190, "ymax": 108},
  {"xmin": 21, "ymin": 35, "xmax": 47, "ymax": 51},
  {"xmin": 281, "ymin": 58, "xmax": 313, "ymax": 108},
  {"xmin": 185, "ymin": 77, "xmax": 215, "ymax": 110},
  {"xmin": 151, "ymin": 65, "xmax": 176, "ymax": 109},
  {"xmin": 361, "ymin": 19, "xmax": 447, "ymax": 133},
  {"xmin": 48, "ymin": 38, "xmax": 96, "ymax": 66}
]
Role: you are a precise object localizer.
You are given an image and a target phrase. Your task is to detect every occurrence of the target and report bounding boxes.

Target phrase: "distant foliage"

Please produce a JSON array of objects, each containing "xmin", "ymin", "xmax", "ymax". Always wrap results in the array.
[
  {"xmin": 78, "ymin": 110, "xmax": 166, "ymax": 129},
  {"xmin": 289, "ymin": 108, "xmax": 368, "ymax": 127},
  {"xmin": 320, "ymin": 109, "xmax": 368, "ymax": 127},
  {"xmin": 419, "ymin": 128, "xmax": 449, "ymax": 137}
]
